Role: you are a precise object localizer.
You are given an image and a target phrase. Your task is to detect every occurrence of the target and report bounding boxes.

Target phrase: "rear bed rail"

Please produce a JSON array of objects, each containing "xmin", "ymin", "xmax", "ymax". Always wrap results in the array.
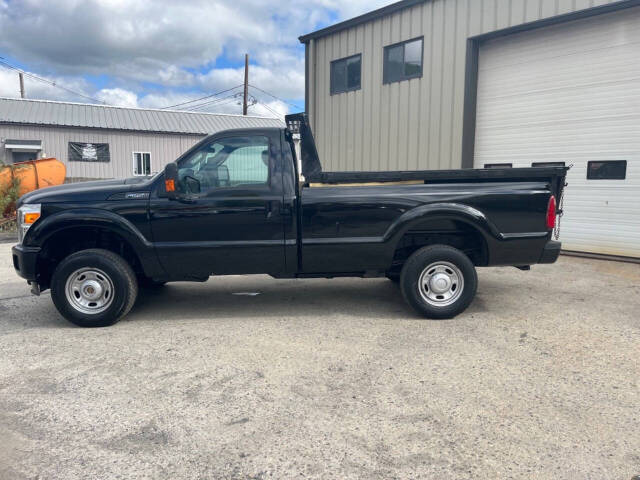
[{"xmin": 308, "ymin": 166, "xmax": 569, "ymax": 187}]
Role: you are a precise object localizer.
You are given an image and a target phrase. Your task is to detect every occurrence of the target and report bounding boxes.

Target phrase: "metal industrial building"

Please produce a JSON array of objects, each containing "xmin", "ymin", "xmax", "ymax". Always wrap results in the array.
[
  {"xmin": 0, "ymin": 97, "xmax": 283, "ymax": 181},
  {"xmin": 300, "ymin": 0, "xmax": 640, "ymax": 258}
]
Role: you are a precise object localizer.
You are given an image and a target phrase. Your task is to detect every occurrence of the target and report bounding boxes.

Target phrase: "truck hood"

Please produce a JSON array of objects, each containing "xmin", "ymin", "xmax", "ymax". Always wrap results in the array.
[{"xmin": 18, "ymin": 176, "xmax": 155, "ymax": 206}]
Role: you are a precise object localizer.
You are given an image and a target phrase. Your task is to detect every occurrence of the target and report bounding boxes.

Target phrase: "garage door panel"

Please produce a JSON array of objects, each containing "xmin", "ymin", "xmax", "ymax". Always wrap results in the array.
[
  {"xmin": 475, "ymin": 7, "xmax": 640, "ymax": 258},
  {"xmin": 480, "ymin": 49, "xmax": 640, "ymax": 99},
  {"xmin": 476, "ymin": 127, "xmax": 639, "ymax": 155},
  {"xmin": 477, "ymin": 83, "xmax": 640, "ymax": 126},
  {"xmin": 480, "ymin": 12, "xmax": 640, "ymax": 67}
]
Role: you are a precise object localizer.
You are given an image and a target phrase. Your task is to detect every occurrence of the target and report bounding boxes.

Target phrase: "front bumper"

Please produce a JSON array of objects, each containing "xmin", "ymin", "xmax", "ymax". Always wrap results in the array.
[
  {"xmin": 538, "ymin": 240, "xmax": 561, "ymax": 264},
  {"xmin": 12, "ymin": 244, "xmax": 40, "ymax": 282}
]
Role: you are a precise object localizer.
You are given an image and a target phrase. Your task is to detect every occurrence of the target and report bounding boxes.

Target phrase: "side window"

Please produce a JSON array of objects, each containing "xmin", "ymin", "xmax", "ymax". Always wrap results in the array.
[
  {"xmin": 224, "ymin": 145, "xmax": 269, "ymax": 185},
  {"xmin": 177, "ymin": 135, "xmax": 270, "ymax": 194},
  {"xmin": 383, "ymin": 37, "xmax": 423, "ymax": 84},
  {"xmin": 330, "ymin": 54, "xmax": 362, "ymax": 95}
]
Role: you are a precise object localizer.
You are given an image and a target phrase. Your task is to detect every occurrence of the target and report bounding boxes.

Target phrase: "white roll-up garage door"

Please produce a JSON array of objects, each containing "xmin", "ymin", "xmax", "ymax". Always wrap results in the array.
[{"xmin": 474, "ymin": 7, "xmax": 640, "ymax": 258}]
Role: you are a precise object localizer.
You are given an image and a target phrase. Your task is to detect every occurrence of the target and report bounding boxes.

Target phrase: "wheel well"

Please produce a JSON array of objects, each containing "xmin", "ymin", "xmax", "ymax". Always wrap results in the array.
[
  {"xmin": 389, "ymin": 220, "xmax": 488, "ymax": 274},
  {"xmin": 37, "ymin": 227, "xmax": 143, "ymax": 289}
]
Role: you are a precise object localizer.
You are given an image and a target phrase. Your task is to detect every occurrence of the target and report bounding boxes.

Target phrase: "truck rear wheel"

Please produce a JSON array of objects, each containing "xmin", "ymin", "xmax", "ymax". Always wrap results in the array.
[
  {"xmin": 400, "ymin": 245, "xmax": 477, "ymax": 319},
  {"xmin": 50, "ymin": 248, "xmax": 138, "ymax": 327}
]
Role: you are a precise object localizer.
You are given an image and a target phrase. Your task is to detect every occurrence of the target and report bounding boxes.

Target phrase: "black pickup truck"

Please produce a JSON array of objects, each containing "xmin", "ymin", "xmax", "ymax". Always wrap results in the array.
[{"xmin": 12, "ymin": 114, "xmax": 567, "ymax": 327}]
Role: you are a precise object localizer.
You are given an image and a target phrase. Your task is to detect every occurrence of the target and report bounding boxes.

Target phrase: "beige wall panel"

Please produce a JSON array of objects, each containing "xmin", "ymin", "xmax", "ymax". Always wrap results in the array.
[{"xmin": 307, "ymin": 0, "xmax": 622, "ymax": 171}]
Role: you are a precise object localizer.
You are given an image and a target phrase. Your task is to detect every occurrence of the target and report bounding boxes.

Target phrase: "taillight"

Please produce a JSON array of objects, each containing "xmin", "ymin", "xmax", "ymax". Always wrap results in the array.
[{"xmin": 546, "ymin": 195, "xmax": 557, "ymax": 229}]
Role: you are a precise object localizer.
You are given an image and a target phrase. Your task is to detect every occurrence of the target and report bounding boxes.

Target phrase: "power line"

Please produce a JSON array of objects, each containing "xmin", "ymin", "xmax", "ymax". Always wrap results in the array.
[
  {"xmin": 186, "ymin": 91, "xmax": 258, "ymax": 113},
  {"xmin": 185, "ymin": 92, "xmax": 242, "ymax": 112},
  {"xmin": 161, "ymin": 84, "xmax": 244, "ymax": 109},
  {"xmin": 200, "ymin": 97, "xmax": 244, "ymax": 113},
  {"xmin": 0, "ymin": 58, "xmax": 107, "ymax": 104},
  {"xmin": 252, "ymin": 99, "xmax": 283, "ymax": 118},
  {"xmin": 248, "ymin": 84, "xmax": 303, "ymax": 110}
]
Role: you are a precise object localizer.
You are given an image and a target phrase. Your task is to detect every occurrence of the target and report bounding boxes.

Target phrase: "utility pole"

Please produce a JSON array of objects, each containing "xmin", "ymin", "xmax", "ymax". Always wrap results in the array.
[
  {"xmin": 19, "ymin": 72, "xmax": 25, "ymax": 99},
  {"xmin": 242, "ymin": 53, "xmax": 249, "ymax": 115}
]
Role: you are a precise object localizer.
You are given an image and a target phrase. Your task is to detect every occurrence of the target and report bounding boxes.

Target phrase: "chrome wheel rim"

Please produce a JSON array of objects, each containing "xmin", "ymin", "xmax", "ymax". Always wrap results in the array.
[
  {"xmin": 418, "ymin": 261, "xmax": 464, "ymax": 307},
  {"xmin": 65, "ymin": 268, "xmax": 115, "ymax": 315}
]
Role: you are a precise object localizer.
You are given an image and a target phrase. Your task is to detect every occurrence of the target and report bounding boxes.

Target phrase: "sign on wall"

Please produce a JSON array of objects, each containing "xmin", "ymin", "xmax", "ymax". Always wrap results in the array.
[{"xmin": 68, "ymin": 142, "xmax": 110, "ymax": 162}]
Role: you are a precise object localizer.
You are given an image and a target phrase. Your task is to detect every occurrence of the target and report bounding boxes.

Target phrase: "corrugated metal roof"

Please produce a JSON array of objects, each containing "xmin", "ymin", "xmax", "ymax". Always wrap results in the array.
[{"xmin": 0, "ymin": 97, "xmax": 284, "ymax": 134}]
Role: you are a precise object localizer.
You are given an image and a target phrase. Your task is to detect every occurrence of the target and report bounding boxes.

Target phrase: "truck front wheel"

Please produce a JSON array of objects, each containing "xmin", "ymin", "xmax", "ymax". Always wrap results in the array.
[
  {"xmin": 50, "ymin": 249, "xmax": 138, "ymax": 327},
  {"xmin": 400, "ymin": 245, "xmax": 477, "ymax": 319}
]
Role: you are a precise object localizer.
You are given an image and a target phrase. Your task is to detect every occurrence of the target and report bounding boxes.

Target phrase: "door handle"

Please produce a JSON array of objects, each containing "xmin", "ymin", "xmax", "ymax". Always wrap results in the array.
[
  {"xmin": 265, "ymin": 201, "xmax": 292, "ymax": 218},
  {"xmin": 176, "ymin": 196, "xmax": 197, "ymax": 205}
]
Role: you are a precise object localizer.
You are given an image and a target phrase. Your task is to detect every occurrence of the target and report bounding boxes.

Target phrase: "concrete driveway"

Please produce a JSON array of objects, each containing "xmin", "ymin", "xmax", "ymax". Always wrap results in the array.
[{"xmin": 0, "ymin": 241, "xmax": 638, "ymax": 480}]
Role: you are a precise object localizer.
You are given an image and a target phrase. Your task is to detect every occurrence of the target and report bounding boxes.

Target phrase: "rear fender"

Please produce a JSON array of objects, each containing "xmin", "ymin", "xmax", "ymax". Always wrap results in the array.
[
  {"xmin": 382, "ymin": 203, "xmax": 500, "ymax": 266},
  {"xmin": 384, "ymin": 203, "xmax": 550, "ymax": 267},
  {"xmin": 383, "ymin": 203, "xmax": 498, "ymax": 244}
]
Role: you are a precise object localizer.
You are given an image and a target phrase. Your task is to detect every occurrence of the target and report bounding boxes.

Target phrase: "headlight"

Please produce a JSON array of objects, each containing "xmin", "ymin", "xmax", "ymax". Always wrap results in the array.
[{"xmin": 17, "ymin": 204, "xmax": 41, "ymax": 244}]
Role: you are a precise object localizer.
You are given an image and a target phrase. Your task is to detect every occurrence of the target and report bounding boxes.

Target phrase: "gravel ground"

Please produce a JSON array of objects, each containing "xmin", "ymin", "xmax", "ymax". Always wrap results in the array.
[
  {"xmin": 0, "ymin": 230, "xmax": 17, "ymax": 244},
  {"xmin": 0, "ymin": 242, "xmax": 638, "ymax": 480}
]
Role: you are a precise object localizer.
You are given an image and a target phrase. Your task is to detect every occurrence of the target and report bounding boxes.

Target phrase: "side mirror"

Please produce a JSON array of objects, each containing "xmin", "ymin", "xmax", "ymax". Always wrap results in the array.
[{"xmin": 164, "ymin": 162, "xmax": 179, "ymax": 200}]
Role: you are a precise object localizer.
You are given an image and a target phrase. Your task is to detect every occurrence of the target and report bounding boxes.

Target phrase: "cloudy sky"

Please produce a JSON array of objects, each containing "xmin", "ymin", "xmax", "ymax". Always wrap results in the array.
[{"xmin": 0, "ymin": 0, "xmax": 393, "ymax": 117}]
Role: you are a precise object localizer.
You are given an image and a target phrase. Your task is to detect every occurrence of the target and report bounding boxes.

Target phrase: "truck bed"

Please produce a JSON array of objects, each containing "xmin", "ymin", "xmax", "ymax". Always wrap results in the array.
[{"xmin": 306, "ymin": 167, "xmax": 569, "ymax": 198}]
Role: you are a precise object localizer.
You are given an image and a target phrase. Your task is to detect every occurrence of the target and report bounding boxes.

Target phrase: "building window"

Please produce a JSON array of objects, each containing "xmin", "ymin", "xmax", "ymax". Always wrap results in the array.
[
  {"xmin": 587, "ymin": 160, "xmax": 626, "ymax": 180},
  {"xmin": 330, "ymin": 54, "xmax": 361, "ymax": 95},
  {"xmin": 484, "ymin": 163, "xmax": 512, "ymax": 168},
  {"xmin": 532, "ymin": 162, "xmax": 566, "ymax": 167},
  {"xmin": 383, "ymin": 37, "xmax": 423, "ymax": 84},
  {"xmin": 133, "ymin": 152, "xmax": 151, "ymax": 176}
]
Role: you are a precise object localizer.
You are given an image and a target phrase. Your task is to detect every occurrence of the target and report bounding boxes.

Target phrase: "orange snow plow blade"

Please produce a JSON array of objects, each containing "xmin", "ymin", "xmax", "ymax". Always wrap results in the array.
[{"xmin": 0, "ymin": 158, "xmax": 66, "ymax": 196}]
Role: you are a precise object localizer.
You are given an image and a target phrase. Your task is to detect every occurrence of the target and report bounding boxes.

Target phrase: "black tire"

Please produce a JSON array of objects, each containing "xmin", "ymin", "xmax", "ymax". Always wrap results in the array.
[
  {"xmin": 50, "ymin": 248, "xmax": 138, "ymax": 327},
  {"xmin": 400, "ymin": 244, "xmax": 477, "ymax": 319}
]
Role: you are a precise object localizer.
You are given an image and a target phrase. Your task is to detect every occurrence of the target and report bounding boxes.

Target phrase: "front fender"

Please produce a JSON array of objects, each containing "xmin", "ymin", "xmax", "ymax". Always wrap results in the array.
[{"xmin": 24, "ymin": 208, "xmax": 163, "ymax": 277}]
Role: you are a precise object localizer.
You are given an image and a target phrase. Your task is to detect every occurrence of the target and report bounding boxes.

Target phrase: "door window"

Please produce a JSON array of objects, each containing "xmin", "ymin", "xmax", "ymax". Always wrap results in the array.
[{"xmin": 177, "ymin": 136, "xmax": 270, "ymax": 194}]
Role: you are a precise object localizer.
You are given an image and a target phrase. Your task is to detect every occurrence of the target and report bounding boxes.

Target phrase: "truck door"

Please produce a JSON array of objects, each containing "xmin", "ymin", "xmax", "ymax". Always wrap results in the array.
[{"xmin": 148, "ymin": 131, "xmax": 287, "ymax": 278}]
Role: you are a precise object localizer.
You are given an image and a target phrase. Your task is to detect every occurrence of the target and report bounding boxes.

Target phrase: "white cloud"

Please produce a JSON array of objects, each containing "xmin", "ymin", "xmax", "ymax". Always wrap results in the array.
[
  {"xmin": 197, "ymin": 63, "xmax": 305, "ymax": 101},
  {"xmin": 95, "ymin": 88, "xmax": 138, "ymax": 107},
  {"xmin": 250, "ymin": 99, "xmax": 289, "ymax": 118},
  {"xmin": 0, "ymin": 0, "xmax": 394, "ymax": 107},
  {"xmin": 0, "ymin": 67, "xmax": 93, "ymax": 102}
]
